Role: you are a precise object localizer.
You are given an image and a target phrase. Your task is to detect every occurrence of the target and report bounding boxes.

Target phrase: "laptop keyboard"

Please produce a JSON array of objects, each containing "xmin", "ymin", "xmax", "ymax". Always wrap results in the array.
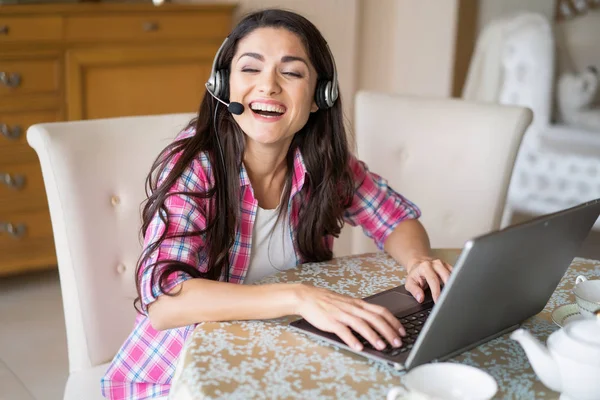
[{"xmin": 356, "ymin": 308, "xmax": 432, "ymax": 357}]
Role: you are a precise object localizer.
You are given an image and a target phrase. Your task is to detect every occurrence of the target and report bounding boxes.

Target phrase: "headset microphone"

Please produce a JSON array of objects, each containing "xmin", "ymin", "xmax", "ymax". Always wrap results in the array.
[
  {"xmin": 205, "ymin": 83, "xmax": 245, "ymax": 115},
  {"xmin": 226, "ymin": 101, "xmax": 244, "ymax": 115}
]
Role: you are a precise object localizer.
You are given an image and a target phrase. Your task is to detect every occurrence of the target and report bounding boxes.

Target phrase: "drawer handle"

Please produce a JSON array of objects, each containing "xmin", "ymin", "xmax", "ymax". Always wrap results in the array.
[
  {"xmin": 0, "ymin": 222, "xmax": 26, "ymax": 239},
  {"xmin": 1, "ymin": 173, "xmax": 25, "ymax": 189},
  {"xmin": 0, "ymin": 25, "xmax": 8, "ymax": 35},
  {"xmin": 0, "ymin": 72, "xmax": 21, "ymax": 88},
  {"xmin": 143, "ymin": 21, "xmax": 160, "ymax": 32},
  {"xmin": 0, "ymin": 124, "xmax": 22, "ymax": 140}
]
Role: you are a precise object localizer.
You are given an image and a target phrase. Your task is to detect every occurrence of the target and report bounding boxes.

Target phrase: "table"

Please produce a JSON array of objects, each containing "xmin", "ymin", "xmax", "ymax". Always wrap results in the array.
[{"xmin": 169, "ymin": 250, "xmax": 600, "ymax": 399}]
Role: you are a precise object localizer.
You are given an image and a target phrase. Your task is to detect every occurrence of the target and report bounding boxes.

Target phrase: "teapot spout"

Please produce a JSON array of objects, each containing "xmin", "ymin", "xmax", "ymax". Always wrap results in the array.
[{"xmin": 511, "ymin": 329, "xmax": 562, "ymax": 392}]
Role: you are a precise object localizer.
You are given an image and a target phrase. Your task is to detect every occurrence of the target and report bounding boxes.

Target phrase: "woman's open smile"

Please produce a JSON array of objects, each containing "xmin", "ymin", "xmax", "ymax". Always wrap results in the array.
[{"xmin": 249, "ymin": 99, "xmax": 287, "ymax": 122}]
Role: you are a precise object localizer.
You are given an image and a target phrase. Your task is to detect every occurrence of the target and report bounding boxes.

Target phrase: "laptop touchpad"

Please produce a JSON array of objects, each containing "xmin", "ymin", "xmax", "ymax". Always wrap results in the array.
[{"xmin": 367, "ymin": 291, "xmax": 418, "ymax": 314}]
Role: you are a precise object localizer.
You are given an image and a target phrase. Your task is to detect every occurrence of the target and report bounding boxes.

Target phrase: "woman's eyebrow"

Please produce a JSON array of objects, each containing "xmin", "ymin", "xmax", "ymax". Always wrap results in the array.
[
  {"xmin": 237, "ymin": 53, "xmax": 309, "ymax": 68},
  {"xmin": 237, "ymin": 52, "xmax": 263, "ymax": 62},
  {"xmin": 281, "ymin": 56, "xmax": 309, "ymax": 68}
]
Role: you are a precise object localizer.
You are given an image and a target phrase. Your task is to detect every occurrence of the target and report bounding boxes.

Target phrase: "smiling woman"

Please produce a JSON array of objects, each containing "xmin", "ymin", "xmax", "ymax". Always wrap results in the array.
[{"xmin": 100, "ymin": 9, "xmax": 453, "ymax": 400}]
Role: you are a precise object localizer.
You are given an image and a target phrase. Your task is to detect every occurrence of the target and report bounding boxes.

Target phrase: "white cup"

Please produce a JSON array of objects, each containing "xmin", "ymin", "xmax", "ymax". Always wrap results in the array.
[
  {"xmin": 387, "ymin": 363, "xmax": 497, "ymax": 400},
  {"xmin": 573, "ymin": 275, "xmax": 600, "ymax": 319}
]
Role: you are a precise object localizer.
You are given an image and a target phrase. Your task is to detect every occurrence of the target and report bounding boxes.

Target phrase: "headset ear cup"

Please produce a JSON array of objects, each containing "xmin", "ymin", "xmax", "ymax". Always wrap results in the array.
[
  {"xmin": 314, "ymin": 80, "xmax": 322, "ymax": 109},
  {"xmin": 323, "ymin": 80, "xmax": 333, "ymax": 108},
  {"xmin": 219, "ymin": 69, "xmax": 230, "ymax": 102},
  {"xmin": 212, "ymin": 70, "xmax": 221, "ymax": 98},
  {"xmin": 213, "ymin": 69, "xmax": 229, "ymax": 101},
  {"xmin": 207, "ymin": 73, "xmax": 217, "ymax": 96},
  {"xmin": 315, "ymin": 80, "xmax": 328, "ymax": 110}
]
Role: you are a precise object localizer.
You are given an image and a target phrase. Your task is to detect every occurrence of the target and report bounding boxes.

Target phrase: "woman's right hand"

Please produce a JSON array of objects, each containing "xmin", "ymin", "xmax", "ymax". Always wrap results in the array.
[{"xmin": 293, "ymin": 284, "xmax": 406, "ymax": 351}]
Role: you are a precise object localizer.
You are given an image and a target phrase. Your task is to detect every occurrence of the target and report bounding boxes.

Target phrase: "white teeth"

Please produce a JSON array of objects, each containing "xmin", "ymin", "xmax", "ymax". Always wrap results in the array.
[{"xmin": 250, "ymin": 102, "xmax": 286, "ymax": 113}]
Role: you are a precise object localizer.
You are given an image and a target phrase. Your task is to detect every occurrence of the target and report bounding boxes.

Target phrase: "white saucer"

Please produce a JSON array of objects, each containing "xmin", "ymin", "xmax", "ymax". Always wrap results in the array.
[{"xmin": 551, "ymin": 303, "xmax": 585, "ymax": 327}]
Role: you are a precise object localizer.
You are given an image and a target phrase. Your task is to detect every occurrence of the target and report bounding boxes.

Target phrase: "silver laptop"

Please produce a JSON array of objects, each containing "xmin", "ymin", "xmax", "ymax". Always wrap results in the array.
[{"xmin": 290, "ymin": 198, "xmax": 600, "ymax": 371}]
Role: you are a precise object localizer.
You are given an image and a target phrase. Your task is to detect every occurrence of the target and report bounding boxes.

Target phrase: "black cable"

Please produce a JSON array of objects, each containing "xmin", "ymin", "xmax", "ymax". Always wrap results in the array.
[
  {"xmin": 213, "ymin": 102, "xmax": 227, "ymax": 178},
  {"xmin": 212, "ymin": 101, "xmax": 230, "ymax": 282}
]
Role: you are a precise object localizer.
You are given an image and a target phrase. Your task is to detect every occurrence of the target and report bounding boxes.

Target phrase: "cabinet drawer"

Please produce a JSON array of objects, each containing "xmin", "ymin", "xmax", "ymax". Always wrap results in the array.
[
  {"xmin": 0, "ymin": 162, "xmax": 47, "ymax": 213},
  {"xmin": 66, "ymin": 45, "xmax": 214, "ymax": 119},
  {"xmin": 65, "ymin": 13, "xmax": 231, "ymax": 42},
  {"xmin": 0, "ymin": 208, "xmax": 56, "ymax": 276},
  {"xmin": 0, "ymin": 110, "xmax": 61, "ymax": 165},
  {"xmin": 0, "ymin": 17, "xmax": 62, "ymax": 43},
  {"xmin": 0, "ymin": 58, "xmax": 61, "ymax": 97}
]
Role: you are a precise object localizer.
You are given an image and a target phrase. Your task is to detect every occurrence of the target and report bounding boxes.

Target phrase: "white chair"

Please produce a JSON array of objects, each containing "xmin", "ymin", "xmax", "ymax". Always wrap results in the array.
[
  {"xmin": 27, "ymin": 113, "xmax": 195, "ymax": 400},
  {"xmin": 348, "ymin": 91, "xmax": 532, "ymax": 254}
]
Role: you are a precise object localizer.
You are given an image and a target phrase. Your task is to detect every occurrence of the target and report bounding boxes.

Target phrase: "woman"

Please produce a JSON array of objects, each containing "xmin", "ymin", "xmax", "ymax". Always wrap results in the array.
[{"xmin": 101, "ymin": 9, "xmax": 452, "ymax": 400}]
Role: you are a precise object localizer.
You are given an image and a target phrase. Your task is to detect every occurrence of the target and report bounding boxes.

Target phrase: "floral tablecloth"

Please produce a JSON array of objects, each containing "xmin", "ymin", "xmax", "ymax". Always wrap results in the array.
[{"xmin": 169, "ymin": 249, "xmax": 600, "ymax": 399}]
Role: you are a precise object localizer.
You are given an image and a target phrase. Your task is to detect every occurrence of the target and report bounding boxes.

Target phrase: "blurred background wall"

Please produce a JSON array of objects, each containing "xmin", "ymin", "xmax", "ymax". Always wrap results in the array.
[{"xmin": 183, "ymin": 0, "xmax": 600, "ymax": 255}]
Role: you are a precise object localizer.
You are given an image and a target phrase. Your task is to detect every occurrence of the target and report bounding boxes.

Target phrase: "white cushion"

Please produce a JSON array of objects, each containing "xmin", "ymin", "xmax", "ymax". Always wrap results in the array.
[
  {"xmin": 350, "ymin": 91, "xmax": 532, "ymax": 253},
  {"xmin": 64, "ymin": 363, "xmax": 110, "ymax": 400}
]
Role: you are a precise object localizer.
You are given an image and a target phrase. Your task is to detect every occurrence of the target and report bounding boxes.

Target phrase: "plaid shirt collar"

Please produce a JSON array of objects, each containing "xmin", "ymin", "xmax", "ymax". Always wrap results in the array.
[{"xmin": 239, "ymin": 146, "xmax": 307, "ymax": 198}]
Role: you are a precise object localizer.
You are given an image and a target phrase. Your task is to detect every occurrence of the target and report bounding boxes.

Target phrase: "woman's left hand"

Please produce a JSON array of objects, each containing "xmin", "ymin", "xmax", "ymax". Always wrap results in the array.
[{"xmin": 404, "ymin": 257, "xmax": 453, "ymax": 304}]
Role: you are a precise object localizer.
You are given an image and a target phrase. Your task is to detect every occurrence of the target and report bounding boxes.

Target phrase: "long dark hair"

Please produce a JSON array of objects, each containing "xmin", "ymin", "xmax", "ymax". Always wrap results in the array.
[{"xmin": 134, "ymin": 9, "xmax": 354, "ymax": 312}]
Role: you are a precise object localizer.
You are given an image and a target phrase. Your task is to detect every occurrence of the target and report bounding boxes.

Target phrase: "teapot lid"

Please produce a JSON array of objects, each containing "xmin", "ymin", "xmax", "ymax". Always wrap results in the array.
[
  {"xmin": 565, "ymin": 318, "xmax": 600, "ymax": 347},
  {"xmin": 548, "ymin": 310, "xmax": 600, "ymax": 365}
]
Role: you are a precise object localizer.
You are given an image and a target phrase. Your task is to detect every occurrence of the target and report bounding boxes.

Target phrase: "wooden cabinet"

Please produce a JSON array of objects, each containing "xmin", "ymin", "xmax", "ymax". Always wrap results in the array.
[
  {"xmin": 66, "ymin": 45, "xmax": 214, "ymax": 120},
  {"xmin": 0, "ymin": 3, "xmax": 234, "ymax": 276}
]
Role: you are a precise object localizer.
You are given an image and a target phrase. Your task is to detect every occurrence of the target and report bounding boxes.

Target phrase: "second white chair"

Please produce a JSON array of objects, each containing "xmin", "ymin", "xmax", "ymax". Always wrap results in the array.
[{"xmin": 348, "ymin": 91, "xmax": 533, "ymax": 254}]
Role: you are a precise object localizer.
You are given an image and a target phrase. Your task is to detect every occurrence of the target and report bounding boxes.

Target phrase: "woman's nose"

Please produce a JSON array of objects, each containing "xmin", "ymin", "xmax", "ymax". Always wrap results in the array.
[{"xmin": 257, "ymin": 70, "xmax": 281, "ymax": 95}]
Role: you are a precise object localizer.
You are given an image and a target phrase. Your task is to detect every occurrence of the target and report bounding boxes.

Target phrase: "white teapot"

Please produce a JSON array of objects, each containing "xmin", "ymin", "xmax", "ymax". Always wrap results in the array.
[{"xmin": 511, "ymin": 310, "xmax": 600, "ymax": 400}]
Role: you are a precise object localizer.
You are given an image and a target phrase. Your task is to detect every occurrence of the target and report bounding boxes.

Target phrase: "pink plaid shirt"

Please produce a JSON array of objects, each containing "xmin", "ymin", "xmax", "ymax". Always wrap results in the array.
[{"xmin": 101, "ymin": 128, "xmax": 421, "ymax": 399}]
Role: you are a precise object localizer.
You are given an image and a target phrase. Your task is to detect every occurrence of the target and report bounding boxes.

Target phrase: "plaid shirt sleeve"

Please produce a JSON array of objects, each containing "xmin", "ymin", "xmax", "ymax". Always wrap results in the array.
[
  {"xmin": 139, "ymin": 153, "xmax": 210, "ymax": 309},
  {"xmin": 343, "ymin": 154, "xmax": 421, "ymax": 250}
]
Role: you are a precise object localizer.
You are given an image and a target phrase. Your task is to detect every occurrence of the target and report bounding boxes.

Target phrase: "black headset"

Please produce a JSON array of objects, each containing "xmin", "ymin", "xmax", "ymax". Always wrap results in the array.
[{"xmin": 205, "ymin": 37, "xmax": 339, "ymax": 110}]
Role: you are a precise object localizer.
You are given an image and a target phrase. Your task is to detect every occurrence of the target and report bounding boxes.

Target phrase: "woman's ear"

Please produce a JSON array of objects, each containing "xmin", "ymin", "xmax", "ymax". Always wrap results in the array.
[{"xmin": 311, "ymin": 101, "xmax": 319, "ymax": 113}]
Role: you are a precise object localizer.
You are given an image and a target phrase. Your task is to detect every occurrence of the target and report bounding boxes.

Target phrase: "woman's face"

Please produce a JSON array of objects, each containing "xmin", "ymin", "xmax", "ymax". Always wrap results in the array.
[{"xmin": 228, "ymin": 27, "xmax": 319, "ymax": 147}]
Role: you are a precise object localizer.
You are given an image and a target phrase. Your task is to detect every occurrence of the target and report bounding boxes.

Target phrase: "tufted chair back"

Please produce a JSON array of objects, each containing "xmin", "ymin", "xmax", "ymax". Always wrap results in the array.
[
  {"xmin": 497, "ymin": 13, "xmax": 554, "ymax": 136},
  {"xmin": 27, "ymin": 113, "xmax": 195, "ymax": 375},
  {"xmin": 350, "ymin": 92, "xmax": 533, "ymax": 254}
]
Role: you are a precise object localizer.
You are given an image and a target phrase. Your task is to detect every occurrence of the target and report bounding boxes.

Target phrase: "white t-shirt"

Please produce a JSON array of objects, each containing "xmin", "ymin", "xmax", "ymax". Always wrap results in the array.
[{"xmin": 244, "ymin": 206, "xmax": 297, "ymax": 284}]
